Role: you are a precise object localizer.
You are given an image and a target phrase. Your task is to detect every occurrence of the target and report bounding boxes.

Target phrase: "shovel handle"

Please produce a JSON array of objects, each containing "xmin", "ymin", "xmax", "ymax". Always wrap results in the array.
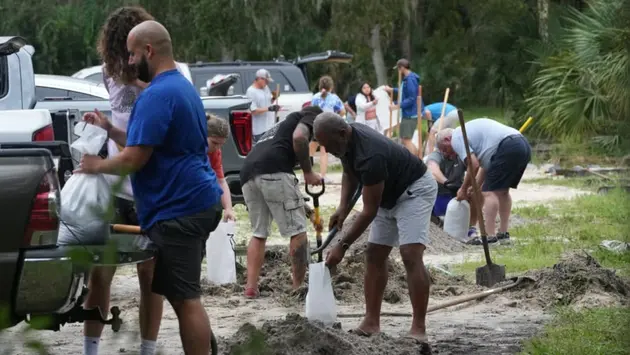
[
  {"xmin": 111, "ymin": 224, "xmax": 142, "ymax": 234},
  {"xmin": 456, "ymin": 109, "xmax": 493, "ymax": 266}
]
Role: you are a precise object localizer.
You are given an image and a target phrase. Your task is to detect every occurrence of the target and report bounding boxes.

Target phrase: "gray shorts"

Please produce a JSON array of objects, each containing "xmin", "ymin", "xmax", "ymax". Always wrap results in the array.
[
  {"xmin": 242, "ymin": 172, "xmax": 307, "ymax": 238},
  {"xmin": 369, "ymin": 172, "xmax": 437, "ymax": 247}
]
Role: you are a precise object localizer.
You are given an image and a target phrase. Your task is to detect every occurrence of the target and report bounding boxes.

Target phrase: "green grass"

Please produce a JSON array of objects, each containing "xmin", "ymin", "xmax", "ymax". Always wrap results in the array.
[
  {"xmin": 453, "ymin": 189, "xmax": 630, "ymax": 276},
  {"xmin": 464, "ymin": 106, "xmax": 512, "ymax": 125},
  {"xmin": 520, "ymin": 307, "xmax": 630, "ymax": 355}
]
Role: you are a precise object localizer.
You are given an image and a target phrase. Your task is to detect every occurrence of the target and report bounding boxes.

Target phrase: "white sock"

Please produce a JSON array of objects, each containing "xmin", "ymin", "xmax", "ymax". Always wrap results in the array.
[
  {"xmin": 140, "ymin": 339, "xmax": 157, "ymax": 355},
  {"xmin": 84, "ymin": 336, "xmax": 100, "ymax": 355}
]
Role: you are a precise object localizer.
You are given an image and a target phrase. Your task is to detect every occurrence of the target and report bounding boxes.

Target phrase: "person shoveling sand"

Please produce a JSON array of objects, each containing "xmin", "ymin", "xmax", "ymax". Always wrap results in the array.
[
  {"xmin": 220, "ymin": 313, "xmax": 430, "ymax": 355},
  {"xmin": 508, "ymin": 252, "xmax": 630, "ymax": 309}
]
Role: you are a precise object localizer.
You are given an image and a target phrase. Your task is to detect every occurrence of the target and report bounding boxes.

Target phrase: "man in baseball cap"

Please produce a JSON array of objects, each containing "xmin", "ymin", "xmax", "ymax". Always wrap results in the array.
[{"xmin": 247, "ymin": 68, "xmax": 280, "ymax": 143}]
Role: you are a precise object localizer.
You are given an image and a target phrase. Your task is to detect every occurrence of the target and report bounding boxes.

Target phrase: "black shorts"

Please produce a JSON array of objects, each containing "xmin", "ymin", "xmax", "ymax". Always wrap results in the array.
[
  {"xmin": 147, "ymin": 204, "xmax": 222, "ymax": 301},
  {"xmin": 483, "ymin": 135, "xmax": 531, "ymax": 192}
]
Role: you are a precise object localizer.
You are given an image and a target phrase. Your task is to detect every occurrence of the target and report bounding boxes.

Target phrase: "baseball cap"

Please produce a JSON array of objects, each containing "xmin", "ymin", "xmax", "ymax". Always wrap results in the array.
[
  {"xmin": 255, "ymin": 68, "xmax": 274, "ymax": 82},
  {"xmin": 393, "ymin": 58, "xmax": 410, "ymax": 70}
]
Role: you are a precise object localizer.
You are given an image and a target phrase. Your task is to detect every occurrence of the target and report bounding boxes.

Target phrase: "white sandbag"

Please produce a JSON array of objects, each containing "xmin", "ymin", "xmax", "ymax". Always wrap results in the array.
[
  {"xmin": 373, "ymin": 86, "xmax": 400, "ymax": 135},
  {"xmin": 443, "ymin": 199, "xmax": 471, "ymax": 242},
  {"xmin": 206, "ymin": 221, "xmax": 237, "ymax": 285},
  {"xmin": 305, "ymin": 262, "xmax": 337, "ymax": 326},
  {"xmin": 58, "ymin": 123, "xmax": 112, "ymax": 245}
]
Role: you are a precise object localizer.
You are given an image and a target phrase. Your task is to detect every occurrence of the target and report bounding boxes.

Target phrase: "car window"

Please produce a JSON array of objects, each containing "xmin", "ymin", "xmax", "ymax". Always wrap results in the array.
[
  {"xmin": 266, "ymin": 69, "xmax": 296, "ymax": 93},
  {"xmin": 68, "ymin": 90, "xmax": 104, "ymax": 100},
  {"xmin": 85, "ymin": 72, "xmax": 104, "ymax": 84},
  {"xmin": 36, "ymin": 87, "xmax": 69, "ymax": 101},
  {"xmin": 0, "ymin": 57, "xmax": 7, "ymax": 99}
]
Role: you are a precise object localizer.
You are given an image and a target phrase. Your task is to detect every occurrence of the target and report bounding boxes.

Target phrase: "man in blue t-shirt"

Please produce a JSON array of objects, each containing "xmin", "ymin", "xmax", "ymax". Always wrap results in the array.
[{"xmin": 78, "ymin": 20, "xmax": 222, "ymax": 354}]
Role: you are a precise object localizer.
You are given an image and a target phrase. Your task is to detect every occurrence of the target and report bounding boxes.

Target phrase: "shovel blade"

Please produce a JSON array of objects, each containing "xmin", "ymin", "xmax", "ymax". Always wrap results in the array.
[{"xmin": 476, "ymin": 263, "xmax": 506, "ymax": 287}]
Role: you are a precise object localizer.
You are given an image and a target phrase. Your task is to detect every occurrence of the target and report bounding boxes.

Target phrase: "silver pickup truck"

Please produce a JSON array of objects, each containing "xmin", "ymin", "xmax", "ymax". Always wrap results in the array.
[{"xmin": 0, "ymin": 36, "xmax": 253, "ymax": 204}]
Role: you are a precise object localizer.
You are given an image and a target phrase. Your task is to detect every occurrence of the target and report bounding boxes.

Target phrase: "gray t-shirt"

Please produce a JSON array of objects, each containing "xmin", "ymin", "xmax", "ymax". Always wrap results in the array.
[
  {"xmin": 451, "ymin": 118, "xmax": 521, "ymax": 169},
  {"xmin": 246, "ymin": 85, "xmax": 274, "ymax": 135},
  {"xmin": 427, "ymin": 151, "xmax": 466, "ymax": 195}
]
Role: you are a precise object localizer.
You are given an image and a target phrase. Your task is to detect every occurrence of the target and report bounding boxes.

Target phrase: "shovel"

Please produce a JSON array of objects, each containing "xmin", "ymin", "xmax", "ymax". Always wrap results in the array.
[
  {"xmin": 456, "ymin": 109, "xmax": 506, "ymax": 287},
  {"xmin": 305, "ymin": 180, "xmax": 326, "ymax": 262}
]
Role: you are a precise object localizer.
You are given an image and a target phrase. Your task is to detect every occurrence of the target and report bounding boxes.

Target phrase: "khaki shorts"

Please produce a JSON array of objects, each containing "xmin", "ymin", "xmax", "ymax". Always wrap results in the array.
[
  {"xmin": 399, "ymin": 118, "xmax": 418, "ymax": 139},
  {"xmin": 242, "ymin": 172, "xmax": 307, "ymax": 238}
]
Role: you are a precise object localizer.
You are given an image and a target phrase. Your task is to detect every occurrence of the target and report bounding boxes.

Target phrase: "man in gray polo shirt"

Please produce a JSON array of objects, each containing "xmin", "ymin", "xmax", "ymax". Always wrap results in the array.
[
  {"xmin": 246, "ymin": 69, "xmax": 280, "ymax": 144},
  {"xmin": 436, "ymin": 118, "xmax": 531, "ymax": 244}
]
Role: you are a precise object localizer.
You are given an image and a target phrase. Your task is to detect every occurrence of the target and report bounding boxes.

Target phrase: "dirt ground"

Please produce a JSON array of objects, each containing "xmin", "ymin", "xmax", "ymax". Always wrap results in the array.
[{"xmin": 0, "ymin": 164, "xmax": 609, "ymax": 355}]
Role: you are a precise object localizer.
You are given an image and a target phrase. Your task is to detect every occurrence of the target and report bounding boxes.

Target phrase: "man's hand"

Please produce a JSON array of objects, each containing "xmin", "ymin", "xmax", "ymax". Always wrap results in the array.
[
  {"xmin": 83, "ymin": 109, "xmax": 112, "ymax": 132},
  {"xmin": 444, "ymin": 179, "xmax": 461, "ymax": 194},
  {"xmin": 328, "ymin": 208, "xmax": 347, "ymax": 231},
  {"xmin": 325, "ymin": 243, "xmax": 346, "ymax": 268},
  {"xmin": 389, "ymin": 104, "xmax": 399, "ymax": 112},
  {"xmin": 456, "ymin": 187, "xmax": 468, "ymax": 201},
  {"xmin": 268, "ymin": 104, "xmax": 280, "ymax": 112},
  {"xmin": 223, "ymin": 208, "xmax": 236, "ymax": 222},
  {"xmin": 303, "ymin": 171, "xmax": 322, "ymax": 186},
  {"xmin": 74, "ymin": 154, "xmax": 103, "ymax": 174}
]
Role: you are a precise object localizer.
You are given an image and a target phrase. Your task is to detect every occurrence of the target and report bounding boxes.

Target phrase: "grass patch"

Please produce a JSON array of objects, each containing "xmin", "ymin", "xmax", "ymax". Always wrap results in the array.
[
  {"xmin": 520, "ymin": 307, "xmax": 630, "ymax": 355},
  {"xmin": 453, "ymin": 190, "xmax": 630, "ymax": 275},
  {"xmin": 465, "ymin": 106, "xmax": 512, "ymax": 126}
]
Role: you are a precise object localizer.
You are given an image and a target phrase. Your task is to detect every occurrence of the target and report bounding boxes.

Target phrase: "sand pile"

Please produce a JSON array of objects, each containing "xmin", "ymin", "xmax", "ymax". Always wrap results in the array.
[
  {"xmin": 220, "ymin": 313, "xmax": 428, "ymax": 355},
  {"xmin": 510, "ymin": 252, "xmax": 630, "ymax": 309}
]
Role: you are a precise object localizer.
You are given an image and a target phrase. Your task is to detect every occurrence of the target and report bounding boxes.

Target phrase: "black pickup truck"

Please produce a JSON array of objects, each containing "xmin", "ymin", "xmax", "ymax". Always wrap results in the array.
[{"xmin": 0, "ymin": 141, "xmax": 152, "ymax": 333}]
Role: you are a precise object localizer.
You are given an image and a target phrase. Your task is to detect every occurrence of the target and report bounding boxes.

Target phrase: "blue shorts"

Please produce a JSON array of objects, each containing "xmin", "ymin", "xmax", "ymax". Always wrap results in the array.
[
  {"xmin": 483, "ymin": 135, "xmax": 532, "ymax": 191},
  {"xmin": 432, "ymin": 194, "xmax": 453, "ymax": 217}
]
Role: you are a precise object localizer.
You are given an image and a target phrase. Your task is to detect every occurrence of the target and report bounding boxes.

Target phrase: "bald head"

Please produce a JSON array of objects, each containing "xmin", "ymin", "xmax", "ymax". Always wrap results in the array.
[
  {"xmin": 126, "ymin": 20, "xmax": 176, "ymax": 82},
  {"xmin": 313, "ymin": 112, "xmax": 351, "ymax": 157},
  {"xmin": 128, "ymin": 20, "xmax": 173, "ymax": 57}
]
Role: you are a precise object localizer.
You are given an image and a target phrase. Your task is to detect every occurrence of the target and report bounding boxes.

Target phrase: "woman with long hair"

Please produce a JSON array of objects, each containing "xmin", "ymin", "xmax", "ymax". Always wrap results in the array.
[
  {"xmin": 83, "ymin": 7, "xmax": 163, "ymax": 355},
  {"xmin": 354, "ymin": 82, "xmax": 382, "ymax": 132}
]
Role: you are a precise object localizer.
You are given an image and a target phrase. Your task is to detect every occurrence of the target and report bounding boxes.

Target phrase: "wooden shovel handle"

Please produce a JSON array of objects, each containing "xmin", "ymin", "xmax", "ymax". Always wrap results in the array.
[{"xmin": 111, "ymin": 224, "xmax": 142, "ymax": 234}]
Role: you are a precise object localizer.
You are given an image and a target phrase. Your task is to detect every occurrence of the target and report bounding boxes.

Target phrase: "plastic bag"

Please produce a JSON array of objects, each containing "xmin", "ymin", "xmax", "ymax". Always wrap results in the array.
[
  {"xmin": 57, "ymin": 123, "xmax": 112, "ymax": 245},
  {"xmin": 305, "ymin": 262, "xmax": 337, "ymax": 326},
  {"xmin": 205, "ymin": 221, "xmax": 237, "ymax": 285},
  {"xmin": 443, "ymin": 199, "xmax": 471, "ymax": 242}
]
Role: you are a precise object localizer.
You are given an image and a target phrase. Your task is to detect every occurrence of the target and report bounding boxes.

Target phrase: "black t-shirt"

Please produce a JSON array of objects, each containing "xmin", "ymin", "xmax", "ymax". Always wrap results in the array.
[
  {"xmin": 240, "ymin": 111, "xmax": 316, "ymax": 184},
  {"xmin": 426, "ymin": 151, "xmax": 466, "ymax": 196},
  {"xmin": 341, "ymin": 123, "xmax": 428, "ymax": 209}
]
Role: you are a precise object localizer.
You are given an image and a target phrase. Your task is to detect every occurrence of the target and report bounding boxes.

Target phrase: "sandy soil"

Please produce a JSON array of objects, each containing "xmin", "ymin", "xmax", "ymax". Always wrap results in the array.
[{"xmin": 0, "ymin": 164, "xmax": 603, "ymax": 354}]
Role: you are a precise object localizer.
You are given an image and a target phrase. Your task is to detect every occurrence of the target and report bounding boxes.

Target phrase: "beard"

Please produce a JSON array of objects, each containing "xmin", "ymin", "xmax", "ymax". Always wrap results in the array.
[{"xmin": 137, "ymin": 55, "xmax": 151, "ymax": 83}]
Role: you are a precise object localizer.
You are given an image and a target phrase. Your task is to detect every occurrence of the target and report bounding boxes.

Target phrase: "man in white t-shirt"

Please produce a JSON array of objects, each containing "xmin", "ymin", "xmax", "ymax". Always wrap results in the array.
[
  {"xmin": 246, "ymin": 69, "xmax": 280, "ymax": 144},
  {"xmin": 436, "ymin": 118, "xmax": 531, "ymax": 244}
]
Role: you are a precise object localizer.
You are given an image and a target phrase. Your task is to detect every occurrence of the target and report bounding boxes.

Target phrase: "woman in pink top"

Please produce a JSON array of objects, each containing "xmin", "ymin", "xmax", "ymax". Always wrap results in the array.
[{"xmin": 81, "ymin": 7, "xmax": 163, "ymax": 355}]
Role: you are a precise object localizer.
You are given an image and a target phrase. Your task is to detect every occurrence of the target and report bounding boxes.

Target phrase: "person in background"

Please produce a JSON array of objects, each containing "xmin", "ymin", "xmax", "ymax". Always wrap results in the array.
[
  {"xmin": 425, "ymin": 149, "xmax": 479, "ymax": 241},
  {"xmin": 315, "ymin": 112, "xmax": 436, "ymax": 354},
  {"xmin": 344, "ymin": 94, "xmax": 357, "ymax": 122},
  {"xmin": 246, "ymin": 69, "xmax": 280, "ymax": 144},
  {"xmin": 79, "ymin": 20, "xmax": 223, "ymax": 354},
  {"xmin": 384, "ymin": 59, "xmax": 423, "ymax": 155},
  {"xmin": 436, "ymin": 119, "xmax": 532, "ymax": 244},
  {"xmin": 310, "ymin": 75, "xmax": 346, "ymax": 184},
  {"xmin": 424, "ymin": 104, "xmax": 459, "ymax": 155},
  {"xmin": 354, "ymin": 82, "xmax": 381, "ymax": 132},
  {"xmin": 239, "ymin": 106, "xmax": 324, "ymax": 298},
  {"xmin": 206, "ymin": 113, "xmax": 236, "ymax": 221},
  {"xmin": 73, "ymin": 7, "xmax": 162, "ymax": 355}
]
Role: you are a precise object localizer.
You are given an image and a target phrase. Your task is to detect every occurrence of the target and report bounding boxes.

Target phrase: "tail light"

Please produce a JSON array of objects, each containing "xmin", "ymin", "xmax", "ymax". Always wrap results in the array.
[
  {"xmin": 23, "ymin": 169, "xmax": 60, "ymax": 247},
  {"xmin": 302, "ymin": 101, "xmax": 311, "ymax": 108},
  {"xmin": 32, "ymin": 124, "xmax": 55, "ymax": 142},
  {"xmin": 230, "ymin": 110, "xmax": 252, "ymax": 155}
]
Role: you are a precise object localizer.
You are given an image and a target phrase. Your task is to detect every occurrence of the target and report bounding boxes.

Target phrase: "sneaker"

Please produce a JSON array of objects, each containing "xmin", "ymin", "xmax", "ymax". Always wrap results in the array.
[
  {"xmin": 465, "ymin": 235, "xmax": 498, "ymax": 245},
  {"xmin": 497, "ymin": 232, "xmax": 510, "ymax": 241},
  {"xmin": 467, "ymin": 227, "xmax": 478, "ymax": 238}
]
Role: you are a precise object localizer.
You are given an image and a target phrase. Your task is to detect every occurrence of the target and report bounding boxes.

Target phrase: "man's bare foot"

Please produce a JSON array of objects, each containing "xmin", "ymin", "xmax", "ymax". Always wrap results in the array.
[
  {"xmin": 405, "ymin": 332, "xmax": 428, "ymax": 343},
  {"xmin": 349, "ymin": 319, "xmax": 380, "ymax": 337}
]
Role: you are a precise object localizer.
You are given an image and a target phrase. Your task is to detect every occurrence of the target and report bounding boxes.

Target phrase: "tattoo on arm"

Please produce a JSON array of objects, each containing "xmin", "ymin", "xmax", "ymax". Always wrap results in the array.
[{"xmin": 293, "ymin": 123, "xmax": 313, "ymax": 173}]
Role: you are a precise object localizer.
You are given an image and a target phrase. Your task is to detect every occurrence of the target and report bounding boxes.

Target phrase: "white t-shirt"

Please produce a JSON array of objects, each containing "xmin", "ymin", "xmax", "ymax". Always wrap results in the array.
[
  {"xmin": 451, "ymin": 118, "xmax": 521, "ymax": 169},
  {"xmin": 246, "ymin": 85, "xmax": 274, "ymax": 135}
]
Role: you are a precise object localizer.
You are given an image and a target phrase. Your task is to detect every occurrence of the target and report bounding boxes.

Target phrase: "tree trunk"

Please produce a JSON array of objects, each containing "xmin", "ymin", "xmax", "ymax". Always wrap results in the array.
[
  {"xmin": 370, "ymin": 24, "xmax": 388, "ymax": 86},
  {"xmin": 538, "ymin": 0, "xmax": 549, "ymax": 42},
  {"xmin": 221, "ymin": 45, "xmax": 234, "ymax": 62}
]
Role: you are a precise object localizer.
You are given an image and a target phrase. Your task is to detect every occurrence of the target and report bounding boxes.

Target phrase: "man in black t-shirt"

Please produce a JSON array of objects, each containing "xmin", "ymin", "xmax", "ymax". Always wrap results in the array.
[
  {"xmin": 240, "ymin": 106, "xmax": 323, "ymax": 299},
  {"xmin": 314, "ymin": 112, "xmax": 437, "ymax": 350}
]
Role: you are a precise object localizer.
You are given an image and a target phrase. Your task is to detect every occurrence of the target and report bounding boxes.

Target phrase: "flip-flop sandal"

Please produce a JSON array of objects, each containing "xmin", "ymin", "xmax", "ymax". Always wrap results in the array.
[
  {"xmin": 348, "ymin": 328, "xmax": 376, "ymax": 337},
  {"xmin": 244, "ymin": 287, "xmax": 260, "ymax": 299}
]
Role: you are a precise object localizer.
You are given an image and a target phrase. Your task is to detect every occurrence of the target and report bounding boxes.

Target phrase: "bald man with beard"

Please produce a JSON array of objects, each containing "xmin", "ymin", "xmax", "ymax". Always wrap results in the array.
[{"xmin": 78, "ymin": 21, "xmax": 222, "ymax": 354}]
